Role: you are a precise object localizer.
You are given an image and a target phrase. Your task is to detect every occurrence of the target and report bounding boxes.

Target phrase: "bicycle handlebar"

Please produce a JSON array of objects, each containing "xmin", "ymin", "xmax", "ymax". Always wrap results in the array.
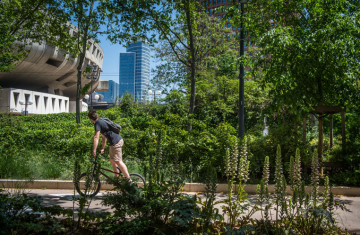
[{"xmin": 92, "ymin": 152, "xmax": 104, "ymax": 164}]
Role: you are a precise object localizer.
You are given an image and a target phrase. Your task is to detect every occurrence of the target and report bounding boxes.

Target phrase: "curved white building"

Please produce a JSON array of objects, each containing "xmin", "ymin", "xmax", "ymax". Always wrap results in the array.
[{"xmin": 0, "ymin": 38, "xmax": 104, "ymax": 101}]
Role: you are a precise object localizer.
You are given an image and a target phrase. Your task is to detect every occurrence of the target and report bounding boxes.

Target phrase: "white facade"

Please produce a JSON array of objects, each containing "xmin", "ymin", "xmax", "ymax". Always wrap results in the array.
[
  {"xmin": 69, "ymin": 100, "xmax": 89, "ymax": 113},
  {"xmin": 0, "ymin": 88, "xmax": 78, "ymax": 115}
]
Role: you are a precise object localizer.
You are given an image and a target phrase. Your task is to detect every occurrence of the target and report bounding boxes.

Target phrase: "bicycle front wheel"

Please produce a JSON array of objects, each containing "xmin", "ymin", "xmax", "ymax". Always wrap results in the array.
[
  {"xmin": 75, "ymin": 172, "xmax": 101, "ymax": 197},
  {"xmin": 129, "ymin": 173, "xmax": 145, "ymax": 187}
]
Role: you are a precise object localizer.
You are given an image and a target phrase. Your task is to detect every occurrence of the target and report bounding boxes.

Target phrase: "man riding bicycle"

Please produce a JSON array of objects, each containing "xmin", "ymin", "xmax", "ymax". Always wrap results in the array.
[{"xmin": 88, "ymin": 110, "xmax": 131, "ymax": 180}]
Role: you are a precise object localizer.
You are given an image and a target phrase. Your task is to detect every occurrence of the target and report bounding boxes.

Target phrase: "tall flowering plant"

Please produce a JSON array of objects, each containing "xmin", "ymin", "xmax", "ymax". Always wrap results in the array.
[
  {"xmin": 222, "ymin": 137, "xmax": 251, "ymax": 229},
  {"xmin": 311, "ymin": 149, "xmax": 320, "ymax": 207}
]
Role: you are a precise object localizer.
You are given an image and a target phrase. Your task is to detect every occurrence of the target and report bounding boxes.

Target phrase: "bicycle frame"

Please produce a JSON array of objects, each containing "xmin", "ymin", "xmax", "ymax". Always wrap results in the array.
[{"xmin": 92, "ymin": 153, "xmax": 125, "ymax": 181}]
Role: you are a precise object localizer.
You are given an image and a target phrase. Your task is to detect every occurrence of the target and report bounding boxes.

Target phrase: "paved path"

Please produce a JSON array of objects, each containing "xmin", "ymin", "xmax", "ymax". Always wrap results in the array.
[{"xmin": 11, "ymin": 189, "xmax": 360, "ymax": 234}]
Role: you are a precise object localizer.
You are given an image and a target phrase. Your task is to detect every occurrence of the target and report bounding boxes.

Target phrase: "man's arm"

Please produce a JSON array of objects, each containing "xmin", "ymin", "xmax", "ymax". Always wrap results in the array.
[
  {"xmin": 93, "ymin": 130, "xmax": 101, "ymax": 156},
  {"xmin": 100, "ymin": 134, "xmax": 106, "ymax": 154}
]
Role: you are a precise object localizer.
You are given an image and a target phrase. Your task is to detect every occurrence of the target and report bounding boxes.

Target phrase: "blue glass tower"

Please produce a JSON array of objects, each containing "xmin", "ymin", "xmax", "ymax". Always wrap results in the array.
[
  {"xmin": 97, "ymin": 80, "xmax": 119, "ymax": 103},
  {"xmin": 119, "ymin": 40, "xmax": 150, "ymax": 102}
]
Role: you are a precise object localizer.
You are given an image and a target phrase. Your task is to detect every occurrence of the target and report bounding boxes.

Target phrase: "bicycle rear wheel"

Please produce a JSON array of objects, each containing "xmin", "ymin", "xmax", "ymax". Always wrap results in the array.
[
  {"xmin": 115, "ymin": 167, "xmax": 145, "ymax": 186},
  {"xmin": 75, "ymin": 172, "xmax": 102, "ymax": 197},
  {"xmin": 129, "ymin": 173, "xmax": 146, "ymax": 186}
]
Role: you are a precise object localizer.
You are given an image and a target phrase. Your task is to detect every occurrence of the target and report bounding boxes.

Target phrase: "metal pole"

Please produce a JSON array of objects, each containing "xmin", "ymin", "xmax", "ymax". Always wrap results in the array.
[
  {"xmin": 91, "ymin": 78, "xmax": 93, "ymax": 110},
  {"xmin": 25, "ymin": 103, "xmax": 27, "ymax": 116},
  {"xmin": 239, "ymin": 2, "xmax": 245, "ymax": 139}
]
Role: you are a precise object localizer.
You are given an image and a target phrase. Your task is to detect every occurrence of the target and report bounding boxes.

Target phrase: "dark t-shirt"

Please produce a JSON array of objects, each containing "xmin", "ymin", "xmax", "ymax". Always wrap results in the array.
[{"xmin": 94, "ymin": 119, "xmax": 122, "ymax": 146}]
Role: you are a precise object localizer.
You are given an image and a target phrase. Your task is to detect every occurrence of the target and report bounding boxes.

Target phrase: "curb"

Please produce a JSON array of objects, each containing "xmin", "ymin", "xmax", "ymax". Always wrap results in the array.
[{"xmin": 1, "ymin": 180, "xmax": 360, "ymax": 196}]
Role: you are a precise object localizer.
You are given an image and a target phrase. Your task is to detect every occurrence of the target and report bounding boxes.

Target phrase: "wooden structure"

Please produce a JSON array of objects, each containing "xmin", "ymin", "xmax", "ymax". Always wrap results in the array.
[{"xmin": 303, "ymin": 105, "xmax": 346, "ymax": 174}]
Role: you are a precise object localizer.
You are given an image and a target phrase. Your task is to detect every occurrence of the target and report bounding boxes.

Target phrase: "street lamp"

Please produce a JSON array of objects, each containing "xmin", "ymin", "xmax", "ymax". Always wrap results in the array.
[
  {"xmin": 19, "ymin": 99, "xmax": 33, "ymax": 116},
  {"xmin": 239, "ymin": 0, "xmax": 248, "ymax": 139},
  {"xmin": 94, "ymin": 94, "xmax": 100, "ymax": 102},
  {"xmin": 86, "ymin": 64, "xmax": 98, "ymax": 109},
  {"xmin": 148, "ymin": 90, "xmax": 161, "ymax": 103}
]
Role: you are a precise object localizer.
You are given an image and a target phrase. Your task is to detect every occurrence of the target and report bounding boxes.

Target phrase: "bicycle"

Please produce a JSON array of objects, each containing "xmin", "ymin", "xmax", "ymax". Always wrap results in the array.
[{"xmin": 74, "ymin": 152, "xmax": 145, "ymax": 197}]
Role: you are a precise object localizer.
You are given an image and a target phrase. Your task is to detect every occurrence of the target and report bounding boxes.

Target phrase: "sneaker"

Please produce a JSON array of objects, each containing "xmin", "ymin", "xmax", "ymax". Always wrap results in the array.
[{"xmin": 129, "ymin": 179, "xmax": 134, "ymax": 185}]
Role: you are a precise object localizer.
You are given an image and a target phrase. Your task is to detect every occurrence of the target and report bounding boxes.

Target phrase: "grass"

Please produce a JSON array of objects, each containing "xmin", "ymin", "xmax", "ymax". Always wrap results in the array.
[{"xmin": 0, "ymin": 147, "xmax": 144, "ymax": 180}]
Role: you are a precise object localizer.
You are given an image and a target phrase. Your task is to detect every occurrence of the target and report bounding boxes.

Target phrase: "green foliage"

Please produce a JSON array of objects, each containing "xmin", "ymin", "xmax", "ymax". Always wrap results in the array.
[
  {"xmin": 323, "ymin": 107, "xmax": 360, "ymax": 186},
  {"xmin": 0, "ymin": 189, "xmax": 73, "ymax": 235},
  {"xmin": 0, "ymin": 143, "xmax": 354, "ymax": 235},
  {"xmin": 0, "ymin": 0, "xmax": 75, "ymax": 72},
  {"xmin": 254, "ymin": 148, "xmax": 351, "ymax": 235},
  {"xmin": 244, "ymin": 0, "xmax": 360, "ymax": 115},
  {"xmin": 101, "ymin": 149, "xmax": 198, "ymax": 234},
  {"xmin": 0, "ymin": 111, "xmax": 21, "ymax": 128},
  {"xmin": 197, "ymin": 163, "xmax": 221, "ymax": 233}
]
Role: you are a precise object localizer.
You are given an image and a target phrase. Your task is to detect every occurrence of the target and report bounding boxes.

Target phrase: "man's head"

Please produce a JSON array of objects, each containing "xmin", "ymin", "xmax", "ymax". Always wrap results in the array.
[{"xmin": 88, "ymin": 110, "xmax": 99, "ymax": 123}]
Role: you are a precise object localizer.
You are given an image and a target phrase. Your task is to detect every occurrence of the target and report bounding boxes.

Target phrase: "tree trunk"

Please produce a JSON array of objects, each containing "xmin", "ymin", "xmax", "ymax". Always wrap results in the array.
[
  {"xmin": 75, "ymin": 39, "xmax": 88, "ymax": 124},
  {"xmin": 318, "ymin": 115, "xmax": 323, "ymax": 177},
  {"xmin": 75, "ymin": 0, "xmax": 95, "ymax": 124},
  {"xmin": 330, "ymin": 114, "xmax": 333, "ymax": 148},
  {"xmin": 185, "ymin": 0, "xmax": 196, "ymax": 131}
]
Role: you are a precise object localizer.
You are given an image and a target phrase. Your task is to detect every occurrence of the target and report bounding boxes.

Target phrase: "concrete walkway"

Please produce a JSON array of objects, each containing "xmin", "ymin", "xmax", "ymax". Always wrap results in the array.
[
  {"xmin": 9, "ymin": 189, "xmax": 360, "ymax": 234},
  {"xmin": 2, "ymin": 180, "xmax": 360, "ymax": 196}
]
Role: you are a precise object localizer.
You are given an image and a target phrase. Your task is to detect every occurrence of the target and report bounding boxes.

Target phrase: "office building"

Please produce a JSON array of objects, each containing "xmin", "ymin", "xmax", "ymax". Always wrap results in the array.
[{"xmin": 119, "ymin": 40, "xmax": 150, "ymax": 102}]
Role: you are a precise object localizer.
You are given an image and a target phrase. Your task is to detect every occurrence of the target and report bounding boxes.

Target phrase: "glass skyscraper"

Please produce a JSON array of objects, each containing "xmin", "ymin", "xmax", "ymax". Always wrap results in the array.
[
  {"xmin": 96, "ymin": 80, "xmax": 119, "ymax": 103},
  {"xmin": 119, "ymin": 40, "xmax": 150, "ymax": 102}
]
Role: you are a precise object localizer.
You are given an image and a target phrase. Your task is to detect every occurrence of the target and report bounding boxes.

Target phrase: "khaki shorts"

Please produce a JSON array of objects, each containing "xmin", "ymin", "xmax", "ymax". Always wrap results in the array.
[{"xmin": 109, "ymin": 139, "xmax": 123, "ymax": 161}]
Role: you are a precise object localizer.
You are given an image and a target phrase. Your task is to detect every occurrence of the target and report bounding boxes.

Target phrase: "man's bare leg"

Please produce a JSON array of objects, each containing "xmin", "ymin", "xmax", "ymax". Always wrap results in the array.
[
  {"xmin": 114, "ymin": 160, "xmax": 130, "ymax": 179},
  {"xmin": 110, "ymin": 159, "xmax": 120, "ymax": 177}
]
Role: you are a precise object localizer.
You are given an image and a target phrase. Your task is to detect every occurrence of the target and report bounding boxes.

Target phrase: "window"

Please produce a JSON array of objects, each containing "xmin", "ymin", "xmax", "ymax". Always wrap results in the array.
[
  {"xmin": 46, "ymin": 58, "xmax": 63, "ymax": 67},
  {"xmin": 13, "ymin": 92, "xmax": 19, "ymax": 105},
  {"xmin": 223, "ymin": 0, "xmax": 226, "ymax": 3},
  {"xmin": 52, "ymin": 98, "xmax": 56, "ymax": 110},
  {"xmin": 218, "ymin": 0, "xmax": 221, "ymax": 4},
  {"xmin": 25, "ymin": 94, "xmax": 30, "ymax": 103},
  {"xmin": 59, "ymin": 99, "xmax": 62, "ymax": 109},
  {"xmin": 35, "ymin": 95, "xmax": 40, "ymax": 108},
  {"xmin": 233, "ymin": 26, "xmax": 236, "ymax": 30},
  {"xmin": 44, "ymin": 97, "xmax": 48, "ymax": 110},
  {"xmin": 213, "ymin": 0, "xmax": 216, "ymax": 5},
  {"xmin": 227, "ymin": 23, "xmax": 231, "ymax": 28}
]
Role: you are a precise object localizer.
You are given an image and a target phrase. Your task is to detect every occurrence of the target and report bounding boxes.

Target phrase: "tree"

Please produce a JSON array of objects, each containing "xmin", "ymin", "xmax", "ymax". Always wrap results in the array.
[
  {"xmin": 150, "ymin": 0, "xmax": 199, "ymax": 130},
  {"xmin": 65, "ymin": 0, "xmax": 160, "ymax": 124},
  {"xmin": 64, "ymin": 0, "xmax": 109, "ymax": 124},
  {"xmin": 151, "ymin": 10, "xmax": 237, "ymax": 124},
  {"xmin": 121, "ymin": 0, "xmax": 225, "ymax": 130},
  {"xmin": 0, "ymin": 0, "xmax": 74, "ymax": 72},
  {"xmin": 244, "ymin": 0, "xmax": 360, "ymax": 115}
]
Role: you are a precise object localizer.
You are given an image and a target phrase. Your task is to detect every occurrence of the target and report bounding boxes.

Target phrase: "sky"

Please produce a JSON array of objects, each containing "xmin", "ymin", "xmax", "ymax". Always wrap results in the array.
[{"xmin": 96, "ymin": 37, "xmax": 126, "ymax": 83}]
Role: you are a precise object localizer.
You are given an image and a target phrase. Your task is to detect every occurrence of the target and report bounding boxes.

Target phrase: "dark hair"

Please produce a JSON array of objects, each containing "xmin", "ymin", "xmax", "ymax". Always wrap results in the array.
[{"xmin": 88, "ymin": 110, "xmax": 98, "ymax": 121}]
